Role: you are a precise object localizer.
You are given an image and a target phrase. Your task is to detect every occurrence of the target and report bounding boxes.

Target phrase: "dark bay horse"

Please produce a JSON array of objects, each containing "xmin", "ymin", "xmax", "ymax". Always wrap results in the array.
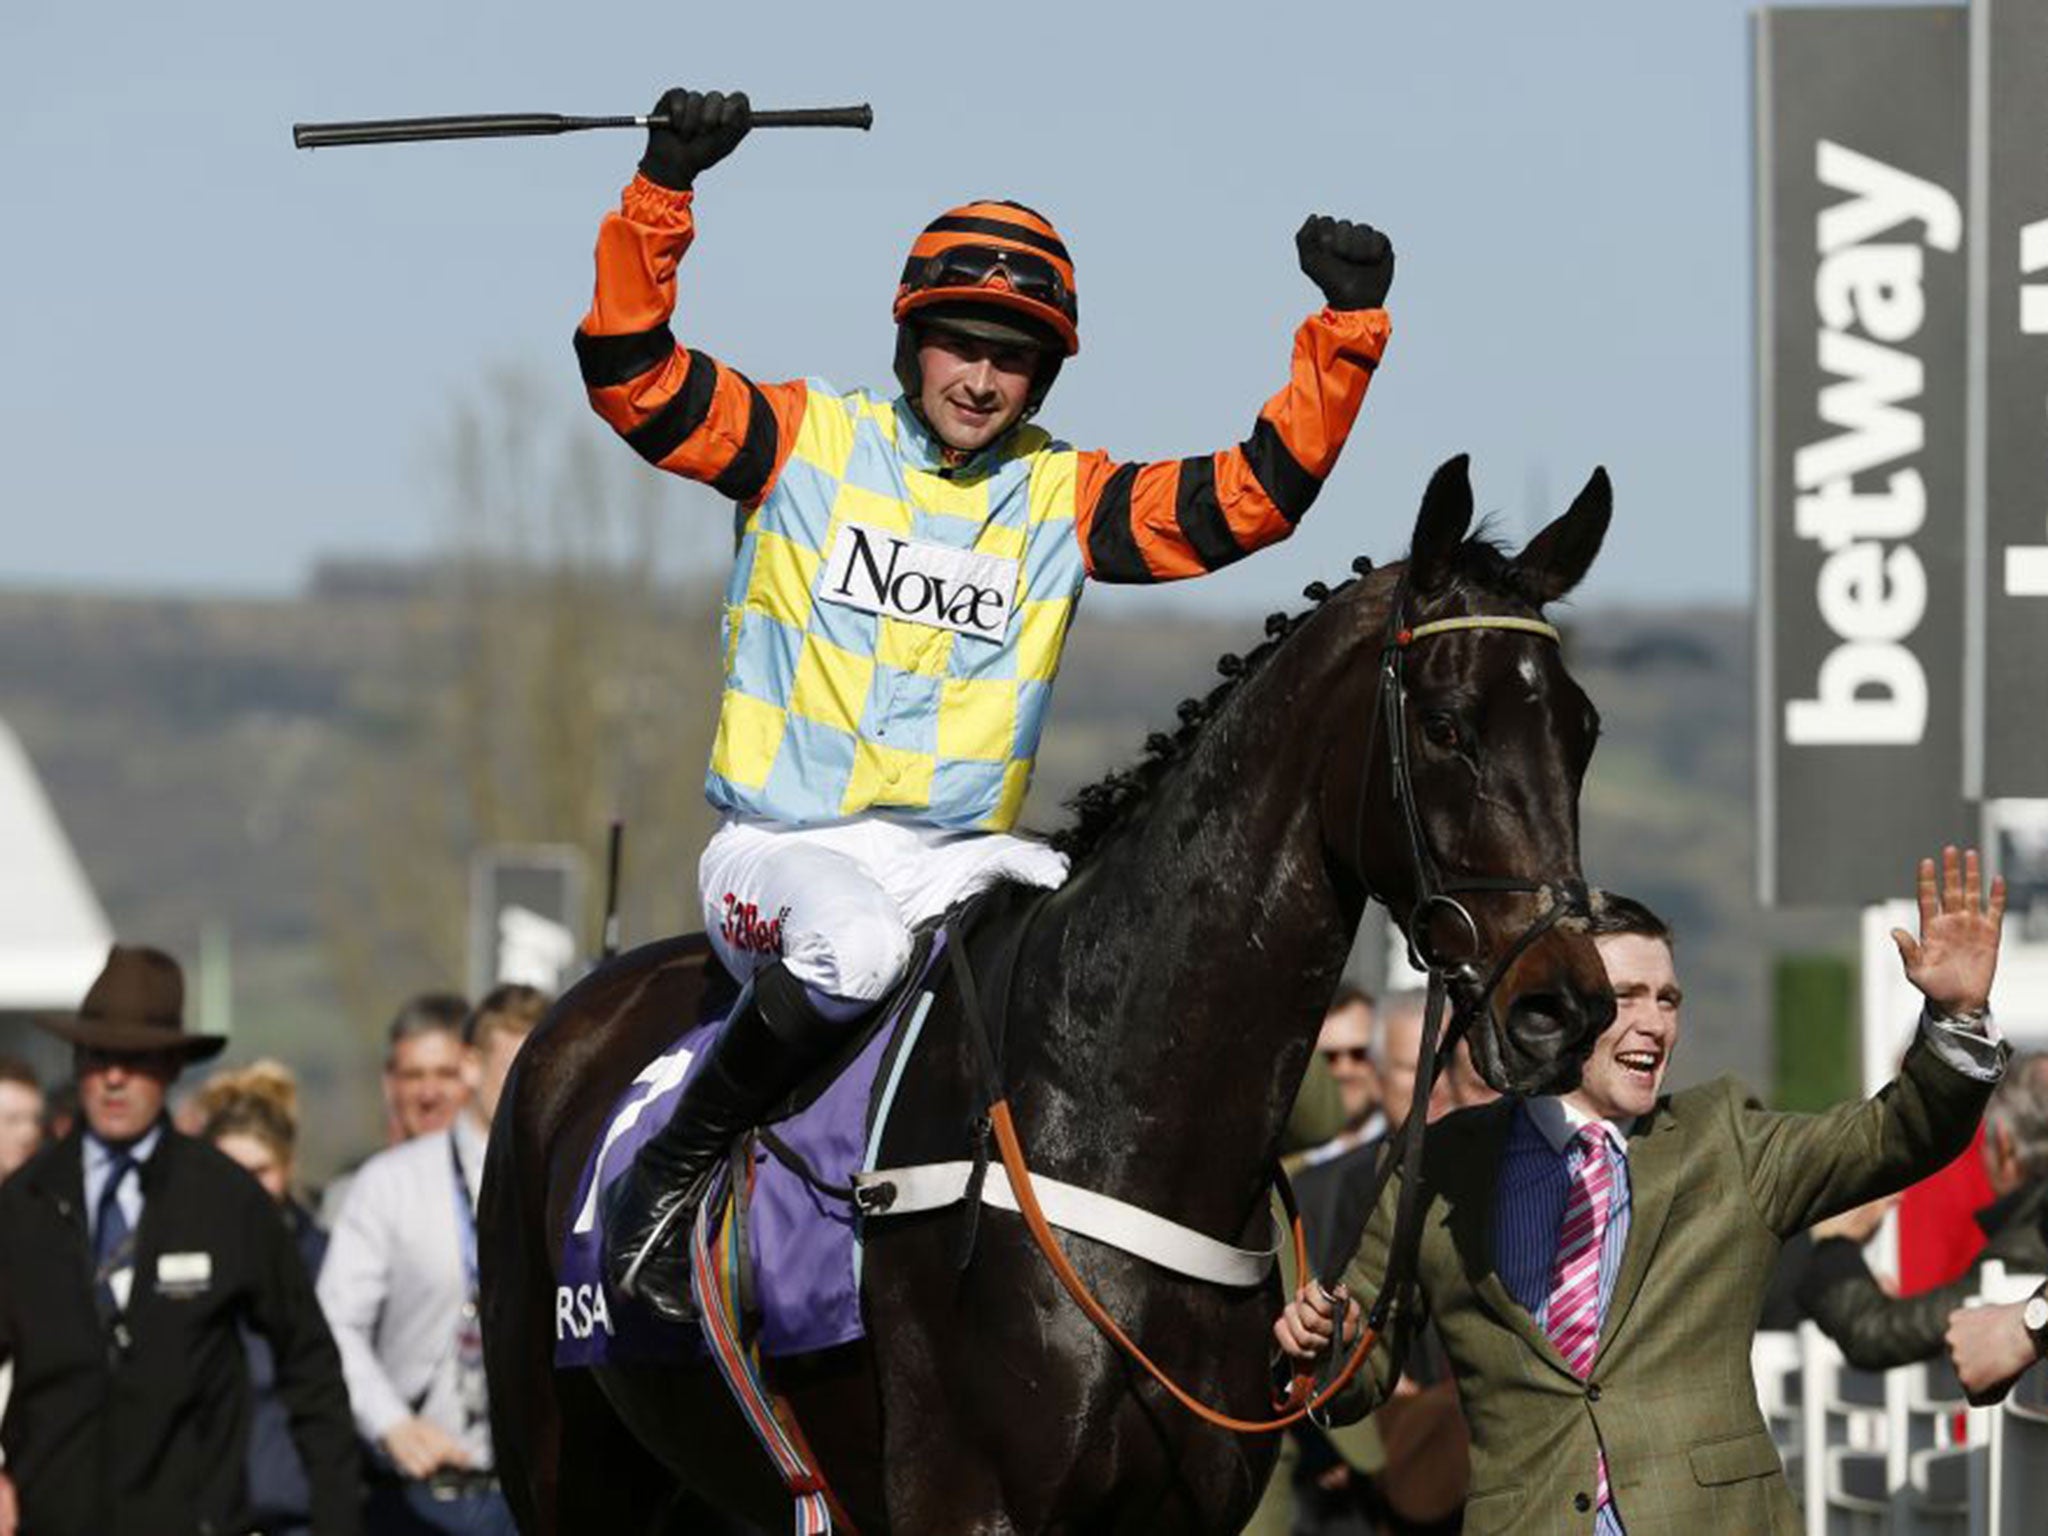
[{"xmin": 481, "ymin": 454, "xmax": 1618, "ymax": 1534}]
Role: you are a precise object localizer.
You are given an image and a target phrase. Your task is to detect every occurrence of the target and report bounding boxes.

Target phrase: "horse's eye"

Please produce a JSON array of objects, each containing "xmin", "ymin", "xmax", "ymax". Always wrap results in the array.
[{"xmin": 1422, "ymin": 712, "xmax": 1461, "ymax": 750}]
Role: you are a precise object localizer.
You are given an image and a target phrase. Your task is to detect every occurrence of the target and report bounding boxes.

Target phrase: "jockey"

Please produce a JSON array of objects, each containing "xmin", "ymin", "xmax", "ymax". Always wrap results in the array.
[{"xmin": 581, "ymin": 87, "xmax": 1397, "ymax": 1321}]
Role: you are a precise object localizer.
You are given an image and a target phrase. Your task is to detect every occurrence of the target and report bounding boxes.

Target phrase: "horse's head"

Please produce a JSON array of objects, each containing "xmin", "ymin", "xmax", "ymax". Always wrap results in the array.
[{"xmin": 1328, "ymin": 454, "xmax": 1615, "ymax": 1096}]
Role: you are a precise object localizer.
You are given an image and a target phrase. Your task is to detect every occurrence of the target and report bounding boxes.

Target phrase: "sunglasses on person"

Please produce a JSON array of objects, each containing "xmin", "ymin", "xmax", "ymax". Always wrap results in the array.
[
  {"xmin": 902, "ymin": 244, "xmax": 1076, "ymax": 321},
  {"xmin": 1320, "ymin": 1046, "xmax": 1372, "ymax": 1067}
]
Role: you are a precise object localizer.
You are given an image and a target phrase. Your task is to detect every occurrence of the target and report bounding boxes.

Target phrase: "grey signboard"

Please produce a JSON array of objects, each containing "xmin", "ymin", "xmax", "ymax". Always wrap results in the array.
[
  {"xmin": 1755, "ymin": 7, "xmax": 1973, "ymax": 905},
  {"xmin": 1965, "ymin": 0, "xmax": 2048, "ymax": 797}
]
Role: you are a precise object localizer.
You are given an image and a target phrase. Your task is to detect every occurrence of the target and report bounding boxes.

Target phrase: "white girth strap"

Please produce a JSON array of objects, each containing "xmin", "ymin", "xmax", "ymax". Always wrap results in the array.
[{"xmin": 853, "ymin": 1161, "xmax": 1281, "ymax": 1288}]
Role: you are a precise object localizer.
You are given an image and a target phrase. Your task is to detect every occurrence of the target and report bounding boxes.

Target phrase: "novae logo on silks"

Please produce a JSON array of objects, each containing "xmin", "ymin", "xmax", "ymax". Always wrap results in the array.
[{"xmin": 818, "ymin": 522, "xmax": 1019, "ymax": 641}]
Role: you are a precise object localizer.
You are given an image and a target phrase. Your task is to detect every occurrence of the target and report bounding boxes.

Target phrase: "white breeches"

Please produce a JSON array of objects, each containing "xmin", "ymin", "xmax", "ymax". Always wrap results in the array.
[{"xmin": 699, "ymin": 815, "xmax": 1070, "ymax": 1003}]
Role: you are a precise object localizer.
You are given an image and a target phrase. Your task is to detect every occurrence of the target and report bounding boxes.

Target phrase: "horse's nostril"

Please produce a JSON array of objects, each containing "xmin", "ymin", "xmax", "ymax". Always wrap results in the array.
[{"xmin": 1510, "ymin": 993, "xmax": 1570, "ymax": 1041}]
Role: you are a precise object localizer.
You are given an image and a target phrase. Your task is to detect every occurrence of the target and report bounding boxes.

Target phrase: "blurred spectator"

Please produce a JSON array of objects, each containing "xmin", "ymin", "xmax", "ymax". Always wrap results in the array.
[
  {"xmin": 0, "ymin": 945, "xmax": 361, "ymax": 1536},
  {"xmin": 198, "ymin": 1061, "xmax": 328, "ymax": 1536},
  {"xmin": 0, "ymin": 1057, "xmax": 42, "ymax": 1181},
  {"xmin": 319, "ymin": 984, "xmax": 548, "ymax": 1536},
  {"xmin": 382, "ymin": 993, "xmax": 472, "ymax": 1142},
  {"xmin": 321, "ymin": 992, "xmax": 471, "ymax": 1227},
  {"xmin": 1798, "ymin": 1050, "xmax": 2048, "ymax": 1368},
  {"xmin": 40, "ymin": 1078, "xmax": 76, "ymax": 1143},
  {"xmin": 1285, "ymin": 986, "xmax": 1467, "ymax": 1536},
  {"xmin": 1247, "ymin": 984, "xmax": 1378, "ymax": 1536},
  {"xmin": 1304, "ymin": 985, "xmax": 1381, "ymax": 1161}
]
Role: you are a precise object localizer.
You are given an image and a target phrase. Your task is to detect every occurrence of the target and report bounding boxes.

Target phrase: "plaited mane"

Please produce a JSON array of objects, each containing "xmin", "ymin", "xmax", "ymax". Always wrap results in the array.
[{"xmin": 1052, "ymin": 532, "xmax": 1536, "ymax": 860}]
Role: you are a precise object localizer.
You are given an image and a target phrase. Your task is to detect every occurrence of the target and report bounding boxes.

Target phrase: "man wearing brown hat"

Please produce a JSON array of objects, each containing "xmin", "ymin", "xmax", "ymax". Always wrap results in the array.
[{"xmin": 0, "ymin": 945, "xmax": 364, "ymax": 1536}]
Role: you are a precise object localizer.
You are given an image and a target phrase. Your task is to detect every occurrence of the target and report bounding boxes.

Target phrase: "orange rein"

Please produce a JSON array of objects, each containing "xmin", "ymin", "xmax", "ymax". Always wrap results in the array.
[{"xmin": 985, "ymin": 1100, "xmax": 1380, "ymax": 1435}]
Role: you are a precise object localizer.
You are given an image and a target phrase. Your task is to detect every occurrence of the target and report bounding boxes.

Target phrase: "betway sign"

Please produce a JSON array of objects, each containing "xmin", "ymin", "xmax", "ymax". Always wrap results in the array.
[
  {"xmin": 1966, "ymin": 0, "xmax": 2048, "ymax": 796},
  {"xmin": 1784, "ymin": 144, "xmax": 1960, "ymax": 747},
  {"xmin": 1756, "ymin": 7, "xmax": 1972, "ymax": 905}
]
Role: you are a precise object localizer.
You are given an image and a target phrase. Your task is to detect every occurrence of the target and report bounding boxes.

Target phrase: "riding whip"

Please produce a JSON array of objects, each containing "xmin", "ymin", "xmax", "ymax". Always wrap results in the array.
[
  {"xmin": 292, "ymin": 104, "xmax": 873, "ymax": 150},
  {"xmin": 600, "ymin": 819, "xmax": 625, "ymax": 961}
]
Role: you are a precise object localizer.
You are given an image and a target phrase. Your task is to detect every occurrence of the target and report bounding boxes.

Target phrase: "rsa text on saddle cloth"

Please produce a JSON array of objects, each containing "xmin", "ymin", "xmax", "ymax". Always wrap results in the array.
[{"xmin": 576, "ymin": 85, "xmax": 1395, "ymax": 1322}]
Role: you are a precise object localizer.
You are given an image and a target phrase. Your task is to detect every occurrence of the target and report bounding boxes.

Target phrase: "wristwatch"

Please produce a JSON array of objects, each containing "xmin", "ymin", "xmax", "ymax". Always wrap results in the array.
[{"xmin": 2024, "ymin": 1282, "xmax": 2048, "ymax": 1355}]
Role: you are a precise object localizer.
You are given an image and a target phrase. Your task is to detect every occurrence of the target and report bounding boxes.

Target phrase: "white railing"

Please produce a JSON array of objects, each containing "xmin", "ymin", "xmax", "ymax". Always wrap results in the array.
[
  {"xmin": 1964, "ymin": 1264, "xmax": 2047, "ymax": 1536},
  {"xmin": 1797, "ymin": 1321, "xmax": 1891, "ymax": 1536},
  {"xmin": 1764, "ymin": 1263, "xmax": 2048, "ymax": 1535}
]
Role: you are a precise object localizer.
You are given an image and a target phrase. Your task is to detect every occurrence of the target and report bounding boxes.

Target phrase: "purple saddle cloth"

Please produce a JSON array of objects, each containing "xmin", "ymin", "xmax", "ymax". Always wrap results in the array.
[{"xmin": 552, "ymin": 966, "xmax": 931, "ymax": 1368}]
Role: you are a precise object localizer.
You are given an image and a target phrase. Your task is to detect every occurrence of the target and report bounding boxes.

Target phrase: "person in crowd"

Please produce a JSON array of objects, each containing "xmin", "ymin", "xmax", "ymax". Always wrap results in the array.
[
  {"xmin": 38, "ymin": 1077, "xmax": 75, "ymax": 1144},
  {"xmin": 319, "ymin": 983, "xmax": 549, "ymax": 1535},
  {"xmin": 322, "ymin": 991, "xmax": 472, "ymax": 1226},
  {"xmin": 1278, "ymin": 849, "xmax": 2009, "ymax": 1534},
  {"xmin": 1299, "ymin": 986, "xmax": 1382, "ymax": 1165},
  {"xmin": 1796, "ymin": 1049, "xmax": 2048, "ymax": 1368},
  {"xmin": 197, "ymin": 1061, "xmax": 329, "ymax": 1536},
  {"xmin": 1288, "ymin": 985, "xmax": 1469, "ymax": 1536},
  {"xmin": 382, "ymin": 993, "xmax": 472, "ymax": 1142},
  {"xmin": 0, "ymin": 945, "xmax": 362, "ymax": 1536},
  {"xmin": 0, "ymin": 1058, "xmax": 42, "ymax": 1181},
  {"xmin": 578, "ymin": 88, "xmax": 1397, "ymax": 1319}
]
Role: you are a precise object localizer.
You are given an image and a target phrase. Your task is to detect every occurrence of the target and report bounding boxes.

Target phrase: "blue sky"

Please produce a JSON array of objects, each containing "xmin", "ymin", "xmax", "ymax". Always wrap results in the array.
[{"xmin": 1, "ymin": 0, "xmax": 1775, "ymax": 613}]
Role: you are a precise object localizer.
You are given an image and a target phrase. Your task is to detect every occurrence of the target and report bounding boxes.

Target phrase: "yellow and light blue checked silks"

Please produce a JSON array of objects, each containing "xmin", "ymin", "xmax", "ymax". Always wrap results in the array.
[{"xmin": 708, "ymin": 382, "xmax": 1089, "ymax": 832}]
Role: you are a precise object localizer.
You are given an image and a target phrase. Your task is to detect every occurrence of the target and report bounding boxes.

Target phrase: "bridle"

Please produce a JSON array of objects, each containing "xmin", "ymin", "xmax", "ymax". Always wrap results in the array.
[
  {"xmin": 1337, "ymin": 581, "xmax": 1592, "ymax": 1340},
  {"xmin": 976, "ymin": 572, "xmax": 1595, "ymax": 1435}
]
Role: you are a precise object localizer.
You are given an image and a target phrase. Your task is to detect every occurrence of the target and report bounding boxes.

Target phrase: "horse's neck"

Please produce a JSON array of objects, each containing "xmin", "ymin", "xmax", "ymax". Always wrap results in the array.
[{"xmin": 1018, "ymin": 607, "xmax": 1374, "ymax": 1235}]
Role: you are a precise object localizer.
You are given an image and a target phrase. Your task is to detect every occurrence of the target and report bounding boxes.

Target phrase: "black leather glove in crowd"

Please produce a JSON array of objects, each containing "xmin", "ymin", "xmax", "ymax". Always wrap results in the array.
[
  {"xmin": 640, "ymin": 88, "xmax": 752, "ymax": 191},
  {"xmin": 1296, "ymin": 215, "xmax": 1396, "ymax": 311}
]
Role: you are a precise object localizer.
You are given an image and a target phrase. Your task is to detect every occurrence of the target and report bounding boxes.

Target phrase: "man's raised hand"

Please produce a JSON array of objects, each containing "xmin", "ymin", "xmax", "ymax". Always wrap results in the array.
[
  {"xmin": 640, "ymin": 88, "xmax": 752, "ymax": 191},
  {"xmin": 1296, "ymin": 216, "xmax": 1395, "ymax": 311},
  {"xmin": 1891, "ymin": 845, "xmax": 2005, "ymax": 1017}
]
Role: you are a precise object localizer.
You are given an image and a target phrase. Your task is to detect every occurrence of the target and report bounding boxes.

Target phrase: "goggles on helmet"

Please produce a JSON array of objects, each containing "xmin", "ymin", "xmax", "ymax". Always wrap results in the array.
[{"xmin": 898, "ymin": 244, "xmax": 1076, "ymax": 328}]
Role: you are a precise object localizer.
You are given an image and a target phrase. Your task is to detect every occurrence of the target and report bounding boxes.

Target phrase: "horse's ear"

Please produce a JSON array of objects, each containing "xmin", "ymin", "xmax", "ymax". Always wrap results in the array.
[
  {"xmin": 1512, "ymin": 465, "xmax": 1611, "ymax": 606},
  {"xmin": 1409, "ymin": 454, "xmax": 1474, "ymax": 592}
]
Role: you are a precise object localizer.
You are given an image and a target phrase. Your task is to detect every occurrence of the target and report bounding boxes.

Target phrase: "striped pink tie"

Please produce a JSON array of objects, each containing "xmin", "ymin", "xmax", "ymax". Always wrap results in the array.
[
  {"xmin": 1546, "ymin": 1122, "xmax": 1616, "ymax": 1509},
  {"xmin": 1544, "ymin": 1123, "xmax": 1615, "ymax": 1372}
]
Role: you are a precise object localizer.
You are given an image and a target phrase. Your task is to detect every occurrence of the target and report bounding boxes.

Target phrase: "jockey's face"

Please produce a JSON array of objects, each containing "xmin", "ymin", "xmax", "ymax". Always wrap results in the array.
[
  {"xmin": 917, "ymin": 328, "xmax": 1039, "ymax": 453},
  {"xmin": 1570, "ymin": 933, "xmax": 1682, "ymax": 1123}
]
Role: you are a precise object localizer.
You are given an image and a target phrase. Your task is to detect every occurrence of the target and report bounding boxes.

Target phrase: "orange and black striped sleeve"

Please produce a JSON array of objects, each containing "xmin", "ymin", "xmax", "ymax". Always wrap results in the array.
[
  {"xmin": 574, "ymin": 176, "xmax": 807, "ymax": 506},
  {"xmin": 1071, "ymin": 308, "xmax": 1391, "ymax": 583}
]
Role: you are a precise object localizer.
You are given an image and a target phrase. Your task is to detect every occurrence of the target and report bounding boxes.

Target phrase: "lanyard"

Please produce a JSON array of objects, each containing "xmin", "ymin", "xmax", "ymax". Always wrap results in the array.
[{"xmin": 448, "ymin": 1133, "xmax": 479, "ymax": 1301}]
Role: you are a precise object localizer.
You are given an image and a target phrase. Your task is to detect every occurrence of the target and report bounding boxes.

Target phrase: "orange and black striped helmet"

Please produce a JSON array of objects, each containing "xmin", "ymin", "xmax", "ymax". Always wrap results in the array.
[{"xmin": 893, "ymin": 200, "xmax": 1080, "ymax": 357}]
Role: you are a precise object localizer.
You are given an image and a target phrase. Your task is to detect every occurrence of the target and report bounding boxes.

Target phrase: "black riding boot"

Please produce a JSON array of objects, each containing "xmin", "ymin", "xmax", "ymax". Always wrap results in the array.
[{"xmin": 603, "ymin": 962, "xmax": 849, "ymax": 1322}]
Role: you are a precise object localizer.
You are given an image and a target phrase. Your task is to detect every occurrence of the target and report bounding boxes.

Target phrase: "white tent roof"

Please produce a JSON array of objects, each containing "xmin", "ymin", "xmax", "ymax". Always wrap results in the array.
[{"xmin": 0, "ymin": 715, "xmax": 111, "ymax": 1010}]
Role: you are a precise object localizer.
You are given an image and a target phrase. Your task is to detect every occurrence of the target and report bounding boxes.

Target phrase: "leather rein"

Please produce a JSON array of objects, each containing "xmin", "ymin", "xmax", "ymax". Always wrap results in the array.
[{"xmin": 972, "ymin": 579, "xmax": 1590, "ymax": 1435}]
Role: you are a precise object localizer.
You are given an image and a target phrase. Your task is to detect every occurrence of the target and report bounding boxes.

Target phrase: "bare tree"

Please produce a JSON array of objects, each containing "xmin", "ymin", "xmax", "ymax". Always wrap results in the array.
[{"xmin": 317, "ymin": 371, "xmax": 724, "ymax": 1036}]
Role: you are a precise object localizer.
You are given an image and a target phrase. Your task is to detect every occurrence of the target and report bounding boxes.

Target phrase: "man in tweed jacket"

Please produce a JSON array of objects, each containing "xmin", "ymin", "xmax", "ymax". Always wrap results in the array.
[{"xmin": 1278, "ymin": 847, "xmax": 2008, "ymax": 1534}]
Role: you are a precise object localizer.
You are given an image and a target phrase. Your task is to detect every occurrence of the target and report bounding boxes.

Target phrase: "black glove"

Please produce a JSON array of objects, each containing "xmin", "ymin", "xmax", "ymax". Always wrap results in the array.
[
  {"xmin": 1296, "ymin": 215, "xmax": 1395, "ymax": 311},
  {"xmin": 640, "ymin": 88, "xmax": 752, "ymax": 191}
]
